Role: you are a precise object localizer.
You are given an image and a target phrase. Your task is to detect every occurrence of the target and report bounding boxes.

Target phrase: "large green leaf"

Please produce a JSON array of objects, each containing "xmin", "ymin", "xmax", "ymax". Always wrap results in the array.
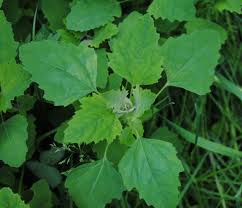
[
  {"xmin": 161, "ymin": 30, "xmax": 221, "ymax": 95},
  {"xmin": 0, "ymin": 115, "xmax": 28, "ymax": 167},
  {"xmin": 215, "ymin": 0, "xmax": 242, "ymax": 14},
  {"xmin": 41, "ymin": 0, "xmax": 70, "ymax": 29},
  {"xmin": 185, "ymin": 18, "xmax": 228, "ymax": 44},
  {"xmin": 148, "ymin": 0, "xmax": 195, "ymax": 21},
  {"xmin": 0, "ymin": 61, "xmax": 30, "ymax": 112},
  {"xmin": 0, "ymin": 11, "xmax": 18, "ymax": 63},
  {"xmin": 108, "ymin": 12, "xmax": 163, "ymax": 85},
  {"xmin": 30, "ymin": 179, "xmax": 52, "ymax": 208},
  {"xmin": 65, "ymin": 0, "xmax": 121, "ymax": 32},
  {"xmin": 65, "ymin": 159, "xmax": 124, "ymax": 208},
  {"xmin": 64, "ymin": 94, "xmax": 122, "ymax": 144},
  {"xmin": 19, "ymin": 40, "xmax": 97, "ymax": 106},
  {"xmin": 119, "ymin": 138, "xmax": 183, "ymax": 208},
  {"xmin": 0, "ymin": 187, "xmax": 30, "ymax": 208}
]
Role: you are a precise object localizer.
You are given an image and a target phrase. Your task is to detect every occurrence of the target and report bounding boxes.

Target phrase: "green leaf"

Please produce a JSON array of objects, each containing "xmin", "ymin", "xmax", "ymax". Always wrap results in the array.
[
  {"xmin": 96, "ymin": 49, "xmax": 109, "ymax": 89},
  {"xmin": 0, "ymin": 115, "xmax": 28, "ymax": 167},
  {"xmin": 0, "ymin": 187, "xmax": 30, "ymax": 208},
  {"xmin": 107, "ymin": 73, "xmax": 123, "ymax": 90},
  {"xmin": 26, "ymin": 115, "xmax": 36, "ymax": 159},
  {"xmin": 2, "ymin": 0, "xmax": 22, "ymax": 24},
  {"xmin": 65, "ymin": 0, "xmax": 121, "ymax": 32},
  {"xmin": 108, "ymin": 12, "xmax": 163, "ymax": 85},
  {"xmin": 0, "ymin": 61, "xmax": 31, "ymax": 112},
  {"xmin": 132, "ymin": 87, "xmax": 156, "ymax": 118},
  {"xmin": 19, "ymin": 40, "xmax": 97, "ymax": 106},
  {"xmin": 64, "ymin": 94, "xmax": 122, "ymax": 144},
  {"xmin": 0, "ymin": 0, "xmax": 3, "ymax": 7},
  {"xmin": 148, "ymin": 0, "xmax": 196, "ymax": 21},
  {"xmin": 0, "ymin": 11, "xmax": 18, "ymax": 63},
  {"xmin": 91, "ymin": 23, "xmax": 118, "ymax": 48},
  {"xmin": 215, "ymin": 0, "xmax": 242, "ymax": 14},
  {"xmin": 30, "ymin": 180, "xmax": 52, "ymax": 208},
  {"xmin": 119, "ymin": 138, "xmax": 183, "ymax": 208},
  {"xmin": 119, "ymin": 127, "xmax": 135, "ymax": 146},
  {"xmin": 215, "ymin": 74, "xmax": 242, "ymax": 102},
  {"xmin": 65, "ymin": 159, "xmax": 124, "ymax": 208},
  {"xmin": 40, "ymin": 147, "xmax": 65, "ymax": 165},
  {"xmin": 41, "ymin": 0, "xmax": 70, "ymax": 29},
  {"xmin": 27, "ymin": 161, "xmax": 62, "ymax": 188},
  {"xmin": 161, "ymin": 30, "xmax": 221, "ymax": 95},
  {"xmin": 185, "ymin": 18, "xmax": 227, "ymax": 44},
  {"xmin": 167, "ymin": 121, "xmax": 242, "ymax": 158}
]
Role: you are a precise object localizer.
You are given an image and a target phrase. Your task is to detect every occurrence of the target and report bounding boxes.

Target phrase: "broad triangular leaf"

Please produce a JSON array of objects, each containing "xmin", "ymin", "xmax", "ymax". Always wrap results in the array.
[
  {"xmin": 65, "ymin": 159, "xmax": 124, "ymax": 208},
  {"xmin": 0, "ymin": 115, "xmax": 28, "ymax": 167},
  {"xmin": 64, "ymin": 94, "xmax": 122, "ymax": 144},
  {"xmin": 119, "ymin": 138, "xmax": 183, "ymax": 208},
  {"xmin": 161, "ymin": 30, "xmax": 222, "ymax": 95},
  {"xmin": 0, "ymin": 187, "xmax": 30, "ymax": 208},
  {"xmin": 19, "ymin": 40, "xmax": 97, "ymax": 106},
  {"xmin": 185, "ymin": 18, "xmax": 227, "ymax": 44},
  {"xmin": 108, "ymin": 12, "xmax": 163, "ymax": 85},
  {"xmin": 0, "ymin": 11, "xmax": 18, "ymax": 63},
  {"xmin": 148, "ymin": 0, "xmax": 195, "ymax": 21},
  {"xmin": 65, "ymin": 0, "xmax": 121, "ymax": 32},
  {"xmin": 30, "ymin": 179, "xmax": 52, "ymax": 208},
  {"xmin": 0, "ymin": 61, "xmax": 30, "ymax": 112}
]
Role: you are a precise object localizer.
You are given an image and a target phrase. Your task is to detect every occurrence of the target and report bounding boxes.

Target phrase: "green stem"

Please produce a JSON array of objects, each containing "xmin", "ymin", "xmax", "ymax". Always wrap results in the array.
[{"xmin": 155, "ymin": 83, "xmax": 168, "ymax": 99}]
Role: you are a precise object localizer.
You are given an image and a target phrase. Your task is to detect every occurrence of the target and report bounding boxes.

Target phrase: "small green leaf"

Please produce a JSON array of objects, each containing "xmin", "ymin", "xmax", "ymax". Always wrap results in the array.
[
  {"xmin": 30, "ymin": 180, "xmax": 52, "ymax": 208},
  {"xmin": 20, "ymin": 40, "xmax": 97, "ymax": 106},
  {"xmin": 65, "ymin": 0, "xmax": 121, "ymax": 32},
  {"xmin": 65, "ymin": 159, "xmax": 124, "ymax": 208},
  {"xmin": 168, "ymin": 121, "xmax": 242, "ymax": 158},
  {"xmin": 0, "ymin": 11, "xmax": 18, "ymax": 63},
  {"xmin": 96, "ymin": 49, "xmax": 109, "ymax": 89},
  {"xmin": 91, "ymin": 23, "xmax": 118, "ymax": 48},
  {"xmin": 185, "ymin": 18, "xmax": 228, "ymax": 44},
  {"xmin": 107, "ymin": 73, "xmax": 123, "ymax": 90},
  {"xmin": 119, "ymin": 138, "xmax": 183, "ymax": 208},
  {"xmin": 0, "ymin": 61, "xmax": 31, "ymax": 112},
  {"xmin": 40, "ymin": 147, "xmax": 65, "ymax": 165},
  {"xmin": 41, "ymin": 0, "xmax": 70, "ymax": 29},
  {"xmin": 148, "ymin": 0, "xmax": 195, "ymax": 21},
  {"xmin": 0, "ymin": 187, "xmax": 30, "ymax": 208},
  {"xmin": 161, "ymin": 30, "xmax": 222, "ymax": 95},
  {"xmin": 119, "ymin": 127, "xmax": 135, "ymax": 146},
  {"xmin": 132, "ymin": 87, "xmax": 156, "ymax": 118},
  {"xmin": 64, "ymin": 94, "xmax": 122, "ymax": 144},
  {"xmin": 215, "ymin": 0, "xmax": 242, "ymax": 14},
  {"xmin": 27, "ymin": 161, "xmax": 62, "ymax": 188},
  {"xmin": 0, "ymin": 115, "xmax": 28, "ymax": 167},
  {"xmin": 108, "ymin": 12, "xmax": 163, "ymax": 85}
]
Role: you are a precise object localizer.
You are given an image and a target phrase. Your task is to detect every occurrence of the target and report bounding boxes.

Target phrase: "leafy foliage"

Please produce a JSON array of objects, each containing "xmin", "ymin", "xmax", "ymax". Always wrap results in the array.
[
  {"xmin": 65, "ymin": 158, "xmax": 124, "ymax": 208},
  {"xmin": 119, "ymin": 138, "xmax": 183, "ymax": 208},
  {"xmin": 108, "ymin": 12, "xmax": 163, "ymax": 85},
  {"xmin": 65, "ymin": 0, "xmax": 121, "ymax": 32}
]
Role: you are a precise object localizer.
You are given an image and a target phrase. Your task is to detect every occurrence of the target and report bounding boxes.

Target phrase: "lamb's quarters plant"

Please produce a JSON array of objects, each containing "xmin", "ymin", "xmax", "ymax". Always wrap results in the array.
[{"xmin": 0, "ymin": 0, "xmax": 241, "ymax": 208}]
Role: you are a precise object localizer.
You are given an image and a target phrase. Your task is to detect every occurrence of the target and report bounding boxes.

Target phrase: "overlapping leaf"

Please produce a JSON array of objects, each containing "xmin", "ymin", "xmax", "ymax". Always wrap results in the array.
[
  {"xmin": 0, "ymin": 115, "xmax": 28, "ymax": 167},
  {"xmin": 119, "ymin": 138, "xmax": 183, "ymax": 208},
  {"xmin": 0, "ymin": 11, "xmax": 18, "ymax": 63},
  {"xmin": 215, "ymin": 0, "xmax": 242, "ymax": 14},
  {"xmin": 108, "ymin": 12, "xmax": 163, "ymax": 85},
  {"xmin": 64, "ymin": 94, "xmax": 122, "ymax": 144},
  {"xmin": 19, "ymin": 40, "xmax": 97, "ymax": 106},
  {"xmin": 148, "ymin": 0, "xmax": 196, "ymax": 21},
  {"xmin": 96, "ymin": 49, "xmax": 109, "ymax": 89},
  {"xmin": 65, "ymin": 159, "xmax": 124, "ymax": 208},
  {"xmin": 161, "ymin": 30, "xmax": 222, "ymax": 95},
  {"xmin": 0, "ymin": 61, "xmax": 30, "ymax": 112},
  {"xmin": 65, "ymin": 0, "xmax": 121, "ymax": 32},
  {"xmin": 0, "ymin": 187, "xmax": 30, "ymax": 208}
]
